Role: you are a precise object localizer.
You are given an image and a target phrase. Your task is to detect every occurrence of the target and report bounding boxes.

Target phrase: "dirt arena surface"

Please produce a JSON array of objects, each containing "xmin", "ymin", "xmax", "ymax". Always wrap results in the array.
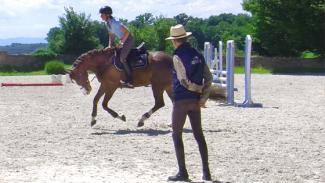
[{"xmin": 0, "ymin": 74, "xmax": 324, "ymax": 183}]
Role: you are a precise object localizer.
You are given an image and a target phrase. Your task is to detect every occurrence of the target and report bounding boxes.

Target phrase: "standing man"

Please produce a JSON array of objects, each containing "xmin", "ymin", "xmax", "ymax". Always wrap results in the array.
[
  {"xmin": 166, "ymin": 24, "xmax": 213, "ymax": 181},
  {"xmin": 99, "ymin": 6, "xmax": 134, "ymax": 88}
]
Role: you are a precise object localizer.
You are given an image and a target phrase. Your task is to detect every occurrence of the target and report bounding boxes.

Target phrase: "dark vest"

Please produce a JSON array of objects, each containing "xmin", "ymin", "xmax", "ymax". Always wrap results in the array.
[{"xmin": 172, "ymin": 42, "xmax": 205, "ymax": 101}]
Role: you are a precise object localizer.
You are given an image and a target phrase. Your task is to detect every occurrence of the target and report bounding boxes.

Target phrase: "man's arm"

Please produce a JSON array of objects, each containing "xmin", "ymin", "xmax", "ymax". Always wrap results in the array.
[
  {"xmin": 199, "ymin": 63, "xmax": 213, "ymax": 107},
  {"xmin": 173, "ymin": 55, "xmax": 203, "ymax": 93}
]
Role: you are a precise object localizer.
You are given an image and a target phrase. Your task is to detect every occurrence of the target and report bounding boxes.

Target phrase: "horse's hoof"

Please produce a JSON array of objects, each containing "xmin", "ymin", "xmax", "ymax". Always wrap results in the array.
[
  {"xmin": 137, "ymin": 121, "xmax": 144, "ymax": 127},
  {"xmin": 121, "ymin": 115, "xmax": 126, "ymax": 122},
  {"xmin": 91, "ymin": 120, "xmax": 97, "ymax": 127}
]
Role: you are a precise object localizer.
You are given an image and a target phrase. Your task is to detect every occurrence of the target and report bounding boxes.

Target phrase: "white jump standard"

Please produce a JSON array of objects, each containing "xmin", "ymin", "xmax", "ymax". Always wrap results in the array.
[{"xmin": 204, "ymin": 35, "xmax": 262, "ymax": 107}]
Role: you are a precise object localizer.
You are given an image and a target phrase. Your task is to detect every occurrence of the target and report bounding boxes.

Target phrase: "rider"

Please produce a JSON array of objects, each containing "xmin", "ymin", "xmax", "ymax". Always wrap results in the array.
[{"xmin": 99, "ymin": 6, "xmax": 134, "ymax": 88}]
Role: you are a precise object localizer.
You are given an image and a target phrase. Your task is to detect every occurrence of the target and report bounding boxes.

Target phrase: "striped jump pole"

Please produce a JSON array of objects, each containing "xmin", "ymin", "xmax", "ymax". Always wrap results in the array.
[{"xmin": 237, "ymin": 35, "xmax": 262, "ymax": 108}]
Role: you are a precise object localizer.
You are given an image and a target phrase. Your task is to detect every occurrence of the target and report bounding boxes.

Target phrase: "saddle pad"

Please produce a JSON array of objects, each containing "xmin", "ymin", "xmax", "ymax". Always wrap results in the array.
[{"xmin": 113, "ymin": 54, "xmax": 148, "ymax": 71}]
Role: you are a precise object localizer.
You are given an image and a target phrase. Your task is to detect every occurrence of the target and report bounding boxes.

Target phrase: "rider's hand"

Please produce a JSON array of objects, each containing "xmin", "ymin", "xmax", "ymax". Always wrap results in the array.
[
  {"xmin": 104, "ymin": 46, "xmax": 111, "ymax": 51},
  {"xmin": 116, "ymin": 42, "xmax": 124, "ymax": 48}
]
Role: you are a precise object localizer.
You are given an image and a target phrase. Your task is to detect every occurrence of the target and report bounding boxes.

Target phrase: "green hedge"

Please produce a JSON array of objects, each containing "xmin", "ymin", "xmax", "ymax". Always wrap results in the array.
[{"xmin": 45, "ymin": 60, "xmax": 66, "ymax": 74}]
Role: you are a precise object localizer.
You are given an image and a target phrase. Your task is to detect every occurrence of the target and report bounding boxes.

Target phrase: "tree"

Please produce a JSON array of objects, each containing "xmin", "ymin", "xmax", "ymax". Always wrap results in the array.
[
  {"xmin": 129, "ymin": 24, "xmax": 158, "ymax": 51},
  {"xmin": 58, "ymin": 7, "xmax": 99, "ymax": 55},
  {"xmin": 45, "ymin": 8, "xmax": 255, "ymax": 55},
  {"xmin": 186, "ymin": 18, "xmax": 207, "ymax": 50},
  {"xmin": 243, "ymin": 0, "xmax": 325, "ymax": 56},
  {"xmin": 47, "ymin": 27, "xmax": 64, "ymax": 54},
  {"xmin": 92, "ymin": 21, "xmax": 108, "ymax": 48},
  {"xmin": 154, "ymin": 17, "xmax": 177, "ymax": 52},
  {"xmin": 174, "ymin": 13, "xmax": 192, "ymax": 26},
  {"xmin": 130, "ymin": 13, "xmax": 155, "ymax": 28}
]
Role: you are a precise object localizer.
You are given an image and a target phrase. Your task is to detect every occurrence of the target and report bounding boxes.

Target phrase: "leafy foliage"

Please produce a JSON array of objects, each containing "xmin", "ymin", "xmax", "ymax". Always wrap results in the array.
[
  {"xmin": 32, "ymin": 48, "xmax": 57, "ymax": 60},
  {"xmin": 154, "ymin": 17, "xmax": 177, "ymax": 52},
  {"xmin": 243, "ymin": 0, "xmax": 325, "ymax": 56},
  {"xmin": 46, "ymin": 9, "xmax": 253, "ymax": 55},
  {"xmin": 47, "ymin": 7, "xmax": 99, "ymax": 55},
  {"xmin": 59, "ymin": 7, "xmax": 99, "ymax": 55},
  {"xmin": 44, "ymin": 5, "xmax": 322, "ymax": 57},
  {"xmin": 46, "ymin": 27, "xmax": 65, "ymax": 54},
  {"xmin": 92, "ymin": 21, "xmax": 108, "ymax": 48}
]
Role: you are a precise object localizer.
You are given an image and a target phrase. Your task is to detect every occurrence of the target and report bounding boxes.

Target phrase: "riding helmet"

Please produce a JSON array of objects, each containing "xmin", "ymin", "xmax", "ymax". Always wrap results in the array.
[{"xmin": 99, "ymin": 6, "xmax": 112, "ymax": 15}]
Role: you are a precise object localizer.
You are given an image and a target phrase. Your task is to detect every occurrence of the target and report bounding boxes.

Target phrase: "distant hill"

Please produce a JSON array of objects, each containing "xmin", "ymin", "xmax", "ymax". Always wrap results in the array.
[
  {"xmin": 0, "ymin": 43, "xmax": 48, "ymax": 55},
  {"xmin": 0, "ymin": 37, "xmax": 47, "ymax": 46}
]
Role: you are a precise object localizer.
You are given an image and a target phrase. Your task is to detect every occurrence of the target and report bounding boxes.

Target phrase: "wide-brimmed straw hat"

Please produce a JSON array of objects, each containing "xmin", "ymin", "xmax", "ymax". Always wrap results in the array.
[{"xmin": 165, "ymin": 24, "xmax": 192, "ymax": 40}]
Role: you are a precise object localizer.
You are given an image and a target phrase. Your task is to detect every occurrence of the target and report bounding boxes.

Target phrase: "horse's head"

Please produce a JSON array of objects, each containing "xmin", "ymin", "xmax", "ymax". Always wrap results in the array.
[
  {"xmin": 68, "ymin": 68, "xmax": 92, "ymax": 95},
  {"xmin": 68, "ymin": 48, "xmax": 114, "ymax": 95}
]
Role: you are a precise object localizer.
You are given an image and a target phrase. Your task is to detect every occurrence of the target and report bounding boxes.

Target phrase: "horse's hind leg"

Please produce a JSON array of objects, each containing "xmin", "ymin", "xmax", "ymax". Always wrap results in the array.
[
  {"xmin": 91, "ymin": 84, "xmax": 105, "ymax": 127},
  {"xmin": 102, "ymin": 88, "xmax": 126, "ymax": 122},
  {"xmin": 165, "ymin": 85, "xmax": 174, "ymax": 102},
  {"xmin": 138, "ymin": 85, "xmax": 165, "ymax": 127}
]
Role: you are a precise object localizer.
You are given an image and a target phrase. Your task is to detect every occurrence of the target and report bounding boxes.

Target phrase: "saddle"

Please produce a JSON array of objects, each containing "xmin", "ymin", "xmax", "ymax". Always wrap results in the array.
[{"xmin": 113, "ymin": 42, "xmax": 149, "ymax": 71}]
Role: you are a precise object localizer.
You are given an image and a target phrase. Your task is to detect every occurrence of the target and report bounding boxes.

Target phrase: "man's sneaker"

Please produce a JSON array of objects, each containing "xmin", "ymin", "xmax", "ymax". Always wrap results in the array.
[
  {"xmin": 202, "ymin": 171, "xmax": 211, "ymax": 181},
  {"xmin": 168, "ymin": 172, "xmax": 189, "ymax": 181}
]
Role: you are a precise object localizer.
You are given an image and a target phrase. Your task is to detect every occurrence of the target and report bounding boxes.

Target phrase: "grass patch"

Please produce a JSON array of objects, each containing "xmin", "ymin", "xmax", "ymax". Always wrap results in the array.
[
  {"xmin": 272, "ymin": 67, "xmax": 325, "ymax": 74},
  {"xmin": 301, "ymin": 51, "xmax": 321, "ymax": 59},
  {"xmin": 235, "ymin": 66, "xmax": 271, "ymax": 74},
  {"xmin": 0, "ymin": 70, "xmax": 47, "ymax": 76}
]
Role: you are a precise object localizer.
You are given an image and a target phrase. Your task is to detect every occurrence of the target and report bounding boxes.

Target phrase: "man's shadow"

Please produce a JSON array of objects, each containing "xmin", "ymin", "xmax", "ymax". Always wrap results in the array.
[{"xmin": 188, "ymin": 180, "xmax": 229, "ymax": 183}]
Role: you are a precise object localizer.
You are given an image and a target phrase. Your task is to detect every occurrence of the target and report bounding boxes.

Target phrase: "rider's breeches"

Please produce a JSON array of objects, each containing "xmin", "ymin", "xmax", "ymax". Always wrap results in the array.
[{"xmin": 120, "ymin": 35, "xmax": 134, "ymax": 63}]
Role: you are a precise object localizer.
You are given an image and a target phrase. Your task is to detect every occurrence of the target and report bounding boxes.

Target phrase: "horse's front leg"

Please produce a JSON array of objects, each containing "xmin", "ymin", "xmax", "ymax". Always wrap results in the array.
[
  {"xmin": 138, "ymin": 88, "xmax": 165, "ymax": 127},
  {"xmin": 91, "ymin": 85, "xmax": 105, "ymax": 127},
  {"xmin": 102, "ymin": 87, "xmax": 126, "ymax": 121}
]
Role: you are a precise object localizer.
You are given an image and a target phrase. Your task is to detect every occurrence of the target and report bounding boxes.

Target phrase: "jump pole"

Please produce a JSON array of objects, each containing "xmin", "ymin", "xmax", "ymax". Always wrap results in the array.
[
  {"xmin": 1, "ymin": 83, "xmax": 63, "ymax": 87},
  {"xmin": 1, "ymin": 75, "xmax": 64, "ymax": 87}
]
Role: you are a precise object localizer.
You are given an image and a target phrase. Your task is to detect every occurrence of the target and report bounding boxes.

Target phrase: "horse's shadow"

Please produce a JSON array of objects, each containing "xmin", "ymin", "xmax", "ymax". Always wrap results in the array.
[
  {"xmin": 115, "ymin": 128, "xmax": 171, "ymax": 136},
  {"xmin": 91, "ymin": 127, "xmax": 228, "ymax": 136},
  {"xmin": 91, "ymin": 128, "xmax": 172, "ymax": 136}
]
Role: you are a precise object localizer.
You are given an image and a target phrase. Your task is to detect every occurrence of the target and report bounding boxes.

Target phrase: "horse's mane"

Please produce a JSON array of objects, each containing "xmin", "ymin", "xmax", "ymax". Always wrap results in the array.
[{"xmin": 73, "ymin": 48, "xmax": 114, "ymax": 68}]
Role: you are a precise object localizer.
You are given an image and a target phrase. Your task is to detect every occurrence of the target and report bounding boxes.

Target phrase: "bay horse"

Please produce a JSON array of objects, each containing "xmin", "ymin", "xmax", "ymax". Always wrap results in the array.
[{"xmin": 68, "ymin": 46, "xmax": 173, "ymax": 127}]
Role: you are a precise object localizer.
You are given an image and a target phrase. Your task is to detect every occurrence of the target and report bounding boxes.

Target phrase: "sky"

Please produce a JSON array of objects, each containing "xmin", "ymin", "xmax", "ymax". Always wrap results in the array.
[{"xmin": 0, "ymin": 0, "xmax": 247, "ymax": 39}]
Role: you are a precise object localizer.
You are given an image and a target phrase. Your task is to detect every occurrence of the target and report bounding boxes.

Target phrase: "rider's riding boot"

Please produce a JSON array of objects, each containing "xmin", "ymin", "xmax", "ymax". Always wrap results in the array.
[{"xmin": 120, "ymin": 61, "xmax": 134, "ymax": 88}]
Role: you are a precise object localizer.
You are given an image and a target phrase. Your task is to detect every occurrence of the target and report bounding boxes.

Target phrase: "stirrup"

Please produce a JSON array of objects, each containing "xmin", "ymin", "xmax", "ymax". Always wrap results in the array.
[{"xmin": 120, "ymin": 80, "xmax": 134, "ymax": 88}]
